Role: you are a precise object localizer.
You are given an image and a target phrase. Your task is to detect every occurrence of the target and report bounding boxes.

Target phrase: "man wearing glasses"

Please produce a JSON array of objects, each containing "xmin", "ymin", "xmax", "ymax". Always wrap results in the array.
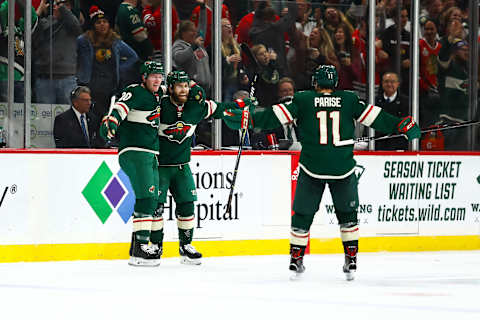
[
  {"xmin": 53, "ymin": 86, "xmax": 104, "ymax": 148},
  {"xmin": 374, "ymin": 72, "xmax": 409, "ymax": 151}
]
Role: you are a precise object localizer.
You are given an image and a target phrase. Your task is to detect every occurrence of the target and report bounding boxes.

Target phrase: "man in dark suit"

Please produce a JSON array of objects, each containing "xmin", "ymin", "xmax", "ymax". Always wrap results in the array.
[
  {"xmin": 375, "ymin": 72, "xmax": 410, "ymax": 151},
  {"xmin": 53, "ymin": 86, "xmax": 105, "ymax": 148}
]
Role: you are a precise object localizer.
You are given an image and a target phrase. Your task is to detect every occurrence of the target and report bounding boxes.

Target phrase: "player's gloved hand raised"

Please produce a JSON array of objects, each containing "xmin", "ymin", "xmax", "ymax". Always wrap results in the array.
[
  {"xmin": 398, "ymin": 116, "xmax": 421, "ymax": 140},
  {"xmin": 100, "ymin": 115, "xmax": 119, "ymax": 140}
]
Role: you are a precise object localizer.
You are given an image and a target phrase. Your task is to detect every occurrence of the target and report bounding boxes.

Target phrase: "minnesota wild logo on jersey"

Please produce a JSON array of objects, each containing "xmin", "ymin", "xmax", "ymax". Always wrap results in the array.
[
  {"xmin": 111, "ymin": 84, "xmax": 162, "ymax": 153},
  {"xmin": 159, "ymin": 121, "xmax": 195, "ymax": 144},
  {"xmin": 146, "ymin": 108, "xmax": 161, "ymax": 126}
]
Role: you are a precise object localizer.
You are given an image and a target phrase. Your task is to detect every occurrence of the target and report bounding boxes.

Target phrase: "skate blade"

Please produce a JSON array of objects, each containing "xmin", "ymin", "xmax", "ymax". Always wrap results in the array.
[
  {"xmin": 180, "ymin": 256, "xmax": 201, "ymax": 265},
  {"xmin": 289, "ymin": 271, "xmax": 304, "ymax": 281},
  {"xmin": 344, "ymin": 271, "xmax": 355, "ymax": 281},
  {"xmin": 128, "ymin": 257, "xmax": 161, "ymax": 267}
]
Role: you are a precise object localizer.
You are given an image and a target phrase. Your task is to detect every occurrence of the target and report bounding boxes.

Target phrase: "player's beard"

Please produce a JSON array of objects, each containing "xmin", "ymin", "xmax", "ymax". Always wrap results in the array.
[{"xmin": 172, "ymin": 92, "xmax": 188, "ymax": 105}]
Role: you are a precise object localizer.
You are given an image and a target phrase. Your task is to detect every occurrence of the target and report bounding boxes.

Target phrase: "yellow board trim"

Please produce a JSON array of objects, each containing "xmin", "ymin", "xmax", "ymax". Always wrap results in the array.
[{"xmin": 1, "ymin": 235, "xmax": 479, "ymax": 263}]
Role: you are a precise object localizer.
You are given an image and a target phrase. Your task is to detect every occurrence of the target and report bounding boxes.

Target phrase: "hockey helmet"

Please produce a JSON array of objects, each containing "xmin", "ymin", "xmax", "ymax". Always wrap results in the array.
[
  {"xmin": 166, "ymin": 70, "xmax": 190, "ymax": 88},
  {"xmin": 141, "ymin": 60, "xmax": 164, "ymax": 78},
  {"xmin": 312, "ymin": 65, "xmax": 338, "ymax": 89}
]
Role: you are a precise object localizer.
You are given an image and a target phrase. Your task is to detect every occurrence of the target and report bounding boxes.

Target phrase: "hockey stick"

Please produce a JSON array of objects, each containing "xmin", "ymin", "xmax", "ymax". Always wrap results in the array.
[
  {"xmin": 354, "ymin": 119, "xmax": 480, "ymax": 144},
  {"xmin": 225, "ymin": 43, "xmax": 258, "ymax": 214},
  {"xmin": 103, "ymin": 95, "xmax": 117, "ymax": 143}
]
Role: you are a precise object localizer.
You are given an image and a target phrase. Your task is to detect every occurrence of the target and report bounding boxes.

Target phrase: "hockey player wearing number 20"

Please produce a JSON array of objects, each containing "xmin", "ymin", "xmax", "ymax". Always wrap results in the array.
[
  {"xmin": 100, "ymin": 61, "xmax": 164, "ymax": 267},
  {"xmin": 248, "ymin": 65, "xmax": 421, "ymax": 280},
  {"xmin": 154, "ymin": 70, "xmax": 254, "ymax": 265}
]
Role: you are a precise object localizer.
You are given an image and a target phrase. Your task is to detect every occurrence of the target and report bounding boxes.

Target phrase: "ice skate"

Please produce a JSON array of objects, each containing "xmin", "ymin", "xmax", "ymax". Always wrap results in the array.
[
  {"xmin": 179, "ymin": 244, "xmax": 202, "ymax": 265},
  {"xmin": 151, "ymin": 243, "xmax": 163, "ymax": 261},
  {"xmin": 289, "ymin": 258, "xmax": 306, "ymax": 280},
  {"xmin": 128, "ymin": 237, "xmax": 161, "ymax": 267},
  {"xmin": 343, "ymin": 254, "xmax": 357, "ymax": 281},
  {"xmin": 289, "ymin": 245, "xmax": 306, "ymax": 280}
]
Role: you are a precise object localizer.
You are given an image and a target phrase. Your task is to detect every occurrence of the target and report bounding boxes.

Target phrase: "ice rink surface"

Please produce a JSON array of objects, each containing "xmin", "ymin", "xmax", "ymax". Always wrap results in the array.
[{"xmin": 1, "ymin": 251, "xmax": 479, "ymax": 320}]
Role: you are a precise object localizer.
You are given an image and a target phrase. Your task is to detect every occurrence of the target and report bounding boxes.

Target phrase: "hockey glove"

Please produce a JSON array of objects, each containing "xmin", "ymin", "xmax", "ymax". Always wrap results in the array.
[
  {"xmin": 100, "ymin": 115, "xmax": 119, "ymax": 140},
  {"xmin": 223, "ymin": 108, "xmax": 254, "ymax": 130},
  {"xmin": 234, "ymin": 97, "xmax": 258, "ymax": 109},
  {"xmin": 398, "ymin": 116, "xmax": 421, "ymax": 140},
  {"xmin": 188, "ymin": 82, "xmax": 205, "ymax": 104}
]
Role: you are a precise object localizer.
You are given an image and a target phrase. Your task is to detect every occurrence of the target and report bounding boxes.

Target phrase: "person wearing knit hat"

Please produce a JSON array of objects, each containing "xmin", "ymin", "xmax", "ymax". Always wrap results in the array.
[
  {"xmin": 76, "ymin": 5, "xmax": 138, "ymax": 125},
  {"xmin": 89, "ymin": 5, "xmax": 107, "ymax": 27}
]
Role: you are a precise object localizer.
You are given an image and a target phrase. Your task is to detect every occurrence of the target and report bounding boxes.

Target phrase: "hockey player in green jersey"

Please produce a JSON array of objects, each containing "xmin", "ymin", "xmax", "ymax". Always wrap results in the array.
[
  {"xmin": 244, "ymin": 65, "xmax": 421, "ymax": 280},
  {"xmin": 100, "ymin": 60, "xmax": 163, "ymax": 267},
  {"xmin": 115, "ymin": 0, "xmax": 153, "ymax": 61},
  {"xmin": 154, "ymin": 70, "xmax": 252, "ymax": 265}
]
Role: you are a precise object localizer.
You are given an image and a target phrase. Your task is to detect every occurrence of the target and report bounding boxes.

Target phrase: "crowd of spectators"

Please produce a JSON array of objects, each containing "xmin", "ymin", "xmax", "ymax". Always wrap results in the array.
[{"xmin": 0, "ymin": 0, "xmax": 478, "ymax": 150}]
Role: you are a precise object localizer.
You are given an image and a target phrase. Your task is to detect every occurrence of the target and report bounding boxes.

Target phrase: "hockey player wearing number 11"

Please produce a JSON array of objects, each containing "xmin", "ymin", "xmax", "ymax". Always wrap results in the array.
[{"xmin": 246, "ymin": 65, "xmax": 421, "ymax": 280}]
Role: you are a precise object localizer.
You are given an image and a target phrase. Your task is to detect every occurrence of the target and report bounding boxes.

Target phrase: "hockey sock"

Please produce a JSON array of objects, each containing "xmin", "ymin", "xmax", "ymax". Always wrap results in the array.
[
  {"xmin": 132, "ymin": 198, "xmax": 156, "ymax": 244},
  {"xmin": 176, "ymin": 202, "xmax": 195, "ymax": 245},
  {"xmin": 339, "ymin": 222, "xmax": 359, "ymax": 243},
  {"xmin": 290, "ymin": 227, "xmax": 309, "ymax": 247},
  {"xmin": 150, "ymin": 203, "xmax": 164, "ymax": 245}
]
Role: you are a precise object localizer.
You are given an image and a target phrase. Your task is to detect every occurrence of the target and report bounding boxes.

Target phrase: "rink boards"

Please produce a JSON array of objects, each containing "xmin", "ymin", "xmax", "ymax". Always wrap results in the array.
[{"xmin": 0, "ymin": 149, "xmax": 479, "ymax": 262}]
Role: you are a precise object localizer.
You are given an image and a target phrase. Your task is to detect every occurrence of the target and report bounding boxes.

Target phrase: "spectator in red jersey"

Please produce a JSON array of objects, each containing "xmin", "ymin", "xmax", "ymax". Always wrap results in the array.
[
  {"xmin": 190, "ymin": 0, "xmax": 230, "ymax": 49},
  {"xmin": 419, "ymin": 19, "xmax": 441, "ymax": 127},
  {"xmin": 142, "ymin": 0, "xmax": 179, "ymax": 59}
]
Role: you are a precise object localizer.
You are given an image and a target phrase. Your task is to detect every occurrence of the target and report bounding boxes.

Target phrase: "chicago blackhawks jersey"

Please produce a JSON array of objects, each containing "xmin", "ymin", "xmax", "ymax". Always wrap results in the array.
[
  {"xmin": 157, "ymin": 84, "xmax": 239, "ymax": 166},
  {"xmin": 252, "ymin": 90, "xmax": 402, "ymax": 178},
  {"xmin": 113, "ymin": 84, "xmax": 161, "ymax": 154},
  {"xmin": 142, "ymin": 4, "xmax": 179, "ymax": 52},
  {"xmin": 419, "ymin": 38, "xmax": 441, "ymax": 93}
]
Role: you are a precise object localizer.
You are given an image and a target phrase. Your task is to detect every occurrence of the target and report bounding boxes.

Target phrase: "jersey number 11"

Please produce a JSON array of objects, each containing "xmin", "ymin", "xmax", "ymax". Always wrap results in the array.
[{"xmin": 317, "ymin": 111, "xmax": 341, "ymax": 145}]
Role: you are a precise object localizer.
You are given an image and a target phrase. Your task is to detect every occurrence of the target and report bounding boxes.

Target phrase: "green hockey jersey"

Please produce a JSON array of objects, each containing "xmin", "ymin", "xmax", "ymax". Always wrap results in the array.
[
  {"xmin": 115, "ymin": 2, "xmax": 153, "ymax": 60},
  {"xmin": 252, "ymin": 90, "xmax": 403, "ymax": 178},
  {"xmin": 157, "ymin": 84, "xmax": 241, "ymax": 165},
  {"xmin": 113, "ymin": 84, "xmax": 161, "ymax": 154}
]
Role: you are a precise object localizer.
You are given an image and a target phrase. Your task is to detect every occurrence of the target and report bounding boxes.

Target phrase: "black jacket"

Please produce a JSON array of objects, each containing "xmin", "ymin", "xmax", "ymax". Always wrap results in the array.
[
  {"xmin": 53, "ymin": 107, "xmax": 104, "ymax": 148},
  {"xmin": 374, "ymin": 92, "xmax": 409, "ymax": 151}
]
